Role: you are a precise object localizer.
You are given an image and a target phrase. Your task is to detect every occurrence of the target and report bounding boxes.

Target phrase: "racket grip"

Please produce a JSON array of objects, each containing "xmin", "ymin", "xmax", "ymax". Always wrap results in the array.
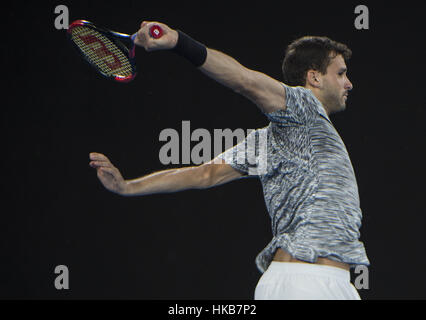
[{"xmin": 149, "ymin": 25, "xmax": 163, "ymax": 39}]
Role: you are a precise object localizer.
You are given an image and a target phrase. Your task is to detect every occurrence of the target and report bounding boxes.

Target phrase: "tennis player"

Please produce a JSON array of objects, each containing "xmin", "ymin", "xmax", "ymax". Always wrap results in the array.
[{"xmin": 89, "ymin": 21, "xmax": 369, "ymax": 299}]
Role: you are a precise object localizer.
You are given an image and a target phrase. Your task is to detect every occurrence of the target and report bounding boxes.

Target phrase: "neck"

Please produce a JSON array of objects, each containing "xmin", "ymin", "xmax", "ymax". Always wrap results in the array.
[{"xmin": 304, "ymin": 85, "xmax": 332, "ymax": 116}]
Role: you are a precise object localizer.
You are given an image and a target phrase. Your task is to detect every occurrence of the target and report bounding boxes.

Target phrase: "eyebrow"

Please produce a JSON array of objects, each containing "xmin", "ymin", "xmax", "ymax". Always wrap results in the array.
[{"xmin": 338, "ymin": 68, "xmax": 348, "ymax": 73}]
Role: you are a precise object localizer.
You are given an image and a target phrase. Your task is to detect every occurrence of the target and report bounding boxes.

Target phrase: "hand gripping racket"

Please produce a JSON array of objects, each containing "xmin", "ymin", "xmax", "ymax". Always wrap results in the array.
[{"xmin": 67, "ymin": 20, "xmax": 163, "ymax": 83}]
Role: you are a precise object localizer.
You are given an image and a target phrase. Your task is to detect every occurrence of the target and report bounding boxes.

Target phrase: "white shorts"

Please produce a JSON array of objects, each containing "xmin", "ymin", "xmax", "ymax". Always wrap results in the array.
[{"xmin": 254, "ymin": 261, "xmax": 361, "ymax": 300}]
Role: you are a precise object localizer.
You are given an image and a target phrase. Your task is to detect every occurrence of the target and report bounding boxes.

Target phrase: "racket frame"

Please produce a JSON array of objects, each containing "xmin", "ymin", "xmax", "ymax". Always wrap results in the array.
[{"xmin": 67, "ymin": 20, "xmax": 137, "ymax": 83}]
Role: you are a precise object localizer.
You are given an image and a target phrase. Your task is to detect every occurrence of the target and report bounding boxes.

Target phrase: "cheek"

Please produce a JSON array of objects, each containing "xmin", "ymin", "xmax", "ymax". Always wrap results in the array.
[
  {"xmin": 330, "ymin": 78, "xmax": 344, "ymax": 93},
  {"xmin": 323, "ymin": 76, "xmax": 337, "ymax": 88},
  {"xmin": 323, "ymin": 79, "xmax": 339, "ymax": 95}
]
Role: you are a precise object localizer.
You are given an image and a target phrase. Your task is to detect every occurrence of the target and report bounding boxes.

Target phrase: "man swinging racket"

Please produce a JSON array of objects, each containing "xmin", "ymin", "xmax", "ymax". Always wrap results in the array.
[{"xmin": 89, "ymin": 21, "xmax": 369, "ymax": 300}]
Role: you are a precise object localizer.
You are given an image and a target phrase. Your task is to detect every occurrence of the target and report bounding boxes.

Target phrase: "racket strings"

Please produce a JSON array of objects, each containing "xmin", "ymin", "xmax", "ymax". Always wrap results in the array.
[{"xmin": 70, "ymin": 26, "xmax": 133, "ymax": 77}]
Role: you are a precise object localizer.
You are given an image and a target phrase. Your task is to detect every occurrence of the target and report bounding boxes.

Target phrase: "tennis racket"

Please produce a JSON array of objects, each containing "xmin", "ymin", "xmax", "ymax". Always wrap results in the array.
[{"xmin": 67, "ymin": 20, "xmax": 164, "ymax": 83}]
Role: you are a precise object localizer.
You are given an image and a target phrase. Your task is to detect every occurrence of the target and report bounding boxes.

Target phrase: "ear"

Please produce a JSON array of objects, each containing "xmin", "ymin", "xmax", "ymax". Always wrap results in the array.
[{"xmin": 306, "ymin": 70, "xmax": 322, "ymax": 88}]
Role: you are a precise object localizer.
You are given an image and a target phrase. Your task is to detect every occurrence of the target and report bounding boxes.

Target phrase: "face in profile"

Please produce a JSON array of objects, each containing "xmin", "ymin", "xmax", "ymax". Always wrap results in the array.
[{"xmin": 320, "ymin": 54, "xmax": 353, "ymax": 114}]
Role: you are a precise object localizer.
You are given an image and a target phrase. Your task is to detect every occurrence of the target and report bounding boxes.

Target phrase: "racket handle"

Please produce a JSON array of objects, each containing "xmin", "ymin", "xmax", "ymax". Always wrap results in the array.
[{"xmin": 149, "ymin": 25, "xmax": 163, "ymax": 39}]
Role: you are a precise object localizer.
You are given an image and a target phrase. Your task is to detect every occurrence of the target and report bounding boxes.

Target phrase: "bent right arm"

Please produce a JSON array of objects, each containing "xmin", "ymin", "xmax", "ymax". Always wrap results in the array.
[{"xmin": 89, "ymin": 153, "xmax": 243, "ymax": 196}]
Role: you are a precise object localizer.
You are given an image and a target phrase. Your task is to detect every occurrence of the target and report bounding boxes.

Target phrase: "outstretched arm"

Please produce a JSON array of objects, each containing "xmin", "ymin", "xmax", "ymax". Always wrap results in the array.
[
  {"xmin": 200, "ymin": 49, "xmax": 286, "ymax": 113},
  {"xmin": 134, "ymin": 21, "xmax": 286, "ymax": 114},
  {"xmin": 89, "ymin": 153, "xmax": 243, "ymax": 196}
]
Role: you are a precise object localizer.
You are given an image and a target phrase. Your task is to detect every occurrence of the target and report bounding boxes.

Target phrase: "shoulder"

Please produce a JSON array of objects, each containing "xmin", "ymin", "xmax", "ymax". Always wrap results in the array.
[{"xmin": 264, "ymin": 84, "xmax": 323, "ymax": 125}]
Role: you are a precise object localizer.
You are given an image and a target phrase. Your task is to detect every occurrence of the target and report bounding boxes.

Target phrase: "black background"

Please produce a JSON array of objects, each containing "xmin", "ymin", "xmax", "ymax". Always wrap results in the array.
[{"xmin": 2, "ymin": 1, "xmax": 425, "ymax": 300}]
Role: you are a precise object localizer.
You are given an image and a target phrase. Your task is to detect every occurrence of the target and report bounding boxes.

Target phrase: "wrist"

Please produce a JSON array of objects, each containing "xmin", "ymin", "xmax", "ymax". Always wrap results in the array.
[
  {"xmin": 118, "ymin": 180, "xmax": 132, "ymax": 196},
  {"xmin": 172, "ymin": 30, "xmax": 207, "ymax": 67},
  {"xmin": 170, "ymin": 30, "xmax": 179, "ymax": 49}
]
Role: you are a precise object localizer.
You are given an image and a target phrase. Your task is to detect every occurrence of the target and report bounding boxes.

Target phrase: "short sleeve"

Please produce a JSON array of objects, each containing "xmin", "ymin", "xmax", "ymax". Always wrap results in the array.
[
  {"xmin": 217, "ymin": 128, "xmax": 268, "ymax": 177},
  {"xmin": 264, "ymin": 83, "xmax": 319, "ymax": 126}
]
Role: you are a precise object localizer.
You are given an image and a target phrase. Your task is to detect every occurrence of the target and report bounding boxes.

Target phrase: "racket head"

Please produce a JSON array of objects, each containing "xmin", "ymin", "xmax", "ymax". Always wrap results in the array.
[{"xmin": 67, "ymin": 20, "xmax": 137, "ymax": 83}]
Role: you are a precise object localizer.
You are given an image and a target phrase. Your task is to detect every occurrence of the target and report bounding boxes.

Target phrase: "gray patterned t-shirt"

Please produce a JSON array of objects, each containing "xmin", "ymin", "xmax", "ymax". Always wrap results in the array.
[{"xmin": 219, "ymin": 83, "xmax": 369, "ymax": 273}]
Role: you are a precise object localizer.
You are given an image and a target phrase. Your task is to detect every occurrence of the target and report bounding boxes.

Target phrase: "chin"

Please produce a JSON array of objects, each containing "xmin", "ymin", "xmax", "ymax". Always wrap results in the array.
[
  {"xmin": 330, "ymin": 104, "xmax": 346, "ymax": 115},
  {"xmin": 339, "ymin": 100, "xmax": 347, "ymax": 111}
]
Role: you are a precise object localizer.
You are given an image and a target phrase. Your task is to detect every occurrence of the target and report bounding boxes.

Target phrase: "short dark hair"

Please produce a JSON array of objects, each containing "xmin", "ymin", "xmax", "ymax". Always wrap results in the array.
[{"xmin": 282, "ymin": 36, "xmax": 352, "ymax": 87}]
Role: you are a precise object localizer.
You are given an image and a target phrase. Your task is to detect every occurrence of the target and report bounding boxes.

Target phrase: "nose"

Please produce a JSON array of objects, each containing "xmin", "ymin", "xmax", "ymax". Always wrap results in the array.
[{"xmin": 346, "ymin": 76, "xmax": 353, "ymax": 91}]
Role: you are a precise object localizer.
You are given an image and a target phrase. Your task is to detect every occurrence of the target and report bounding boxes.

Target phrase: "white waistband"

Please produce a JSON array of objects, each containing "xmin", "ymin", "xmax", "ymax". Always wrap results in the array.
[{"xmin": 267, "ymin": 261, "xmax": 350, "ymax": 282}]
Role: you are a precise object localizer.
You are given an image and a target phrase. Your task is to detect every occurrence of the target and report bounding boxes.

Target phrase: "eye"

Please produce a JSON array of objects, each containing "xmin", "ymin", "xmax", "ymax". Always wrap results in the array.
[{"xmin": 338, "ymin": 69, "xmax": 348, "ymax": 77}]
